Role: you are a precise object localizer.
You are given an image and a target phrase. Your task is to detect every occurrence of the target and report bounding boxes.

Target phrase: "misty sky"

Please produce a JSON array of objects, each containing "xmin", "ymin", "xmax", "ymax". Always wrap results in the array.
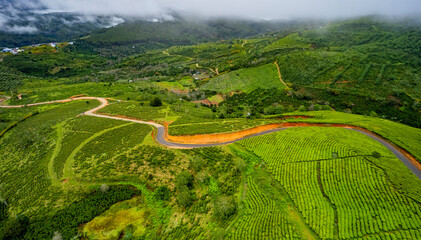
[
  {"xmin": 37, "ymin": 0, "xmax": 421, "ymax": 19},
  {"xmin": 1, "ymin": 0, "xmax": 421, "ymax": 34}
]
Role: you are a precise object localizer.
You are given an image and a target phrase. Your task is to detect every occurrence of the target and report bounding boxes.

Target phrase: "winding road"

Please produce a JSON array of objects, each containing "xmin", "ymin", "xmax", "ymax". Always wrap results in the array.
[{"xmin": 2, "ymin": 96, "xmax": 421, "ymax": 180}]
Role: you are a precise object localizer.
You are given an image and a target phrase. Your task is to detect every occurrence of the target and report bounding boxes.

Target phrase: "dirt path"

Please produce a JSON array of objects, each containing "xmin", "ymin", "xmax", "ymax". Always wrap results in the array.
[
  {"xmin": 241, "ymin": 40, "xmax": 248, "ymax": 47},
  {"xmin": 209, "ymin": 67, "xmax": 219, "ymax": 75},
  {"xmin": 0, "ymin": 97, "xmax": 10, "ymax": 104},
  {"xmin": 274, "ymin": 61, "xmax": 288, "ymax": 88},
  {"xmin": 2, "ymin": 96, "xmax": 421, "ymax": 180}
]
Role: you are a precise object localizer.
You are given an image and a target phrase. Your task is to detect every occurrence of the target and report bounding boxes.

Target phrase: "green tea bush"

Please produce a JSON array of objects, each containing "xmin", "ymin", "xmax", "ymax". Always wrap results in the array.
[{"xmin": 150, "ymin": 97, "xmax": 162, "ymax": 107}]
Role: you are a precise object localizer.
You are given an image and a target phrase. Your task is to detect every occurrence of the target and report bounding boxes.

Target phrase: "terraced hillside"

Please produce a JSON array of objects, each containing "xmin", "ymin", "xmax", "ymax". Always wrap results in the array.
[{"xmin": 0, "ymin": 16, "xmax": 420, "ymax": 240}]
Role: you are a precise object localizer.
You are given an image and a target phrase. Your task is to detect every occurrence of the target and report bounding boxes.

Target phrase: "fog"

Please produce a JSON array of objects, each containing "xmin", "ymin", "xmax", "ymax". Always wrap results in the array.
[
  {"xmin": 1, "ymin": 0, "xmax": 420, "ymax": 34},
  {"xmin": 38, "ymin": 0, "xmax": 421, "ymax": 19}
]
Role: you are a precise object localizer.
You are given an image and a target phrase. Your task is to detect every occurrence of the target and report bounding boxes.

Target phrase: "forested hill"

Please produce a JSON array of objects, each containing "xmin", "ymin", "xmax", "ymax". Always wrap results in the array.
[
  {"xmin": 85, "ymin": 19, "xmax": 319, "ymax": 47},
  {"xmin": 80, "ymin": 18, "xmax": 323, "ymax": 58}
]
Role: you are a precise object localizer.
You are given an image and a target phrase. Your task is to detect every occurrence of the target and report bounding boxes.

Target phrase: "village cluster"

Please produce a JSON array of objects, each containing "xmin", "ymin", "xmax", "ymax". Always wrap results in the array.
[{"xmin": 1, "ymin": 42, "xmax": 73, "ymax": 55}]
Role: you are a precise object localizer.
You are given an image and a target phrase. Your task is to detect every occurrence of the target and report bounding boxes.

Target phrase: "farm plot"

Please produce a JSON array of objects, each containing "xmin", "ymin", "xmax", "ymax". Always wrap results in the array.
[
  {"xmin": 281, "ymin": 111, "xmax": 421, "ymax": 162},
  {"xmin": 72, "ymin": 123, "xmax": 153, "ymax": 181},
  {"xmin": 200, "ymin": 64, "xmax": 283, "ymax": 93},
  {"xmin": 231, "ymin": 177, "xmax": 297, "ymax": 239},
  {"xmin": 237, "ymin": 127, "xmax": 421, "ymax": 239},
  {"xmin": 98, "ymin": 101, "xmax": 174, "ymax": 121},
  {"xmin": 0, "ymin": 101, "xmax": 99, "ymax": 216},
  {"xmin": 321, "ymin": 157, "xmax": 421, "ymax": 239},
  {"xmin": 52, "ymin": 116, "xmax": 128, "ymax": 180},
  {"xmin": 169, "ymin": 118, "xmax": 278, "ymax": 136}
]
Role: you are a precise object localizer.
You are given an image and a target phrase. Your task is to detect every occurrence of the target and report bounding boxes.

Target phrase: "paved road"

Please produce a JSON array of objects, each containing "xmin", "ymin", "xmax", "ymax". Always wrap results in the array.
[
  {"xmin": 351, "ymin": 129, "xmax": 421, "ymax": 180},
  {"xmin": 2, "ymin": 97, "xmax": 420, "ymax": 180}
]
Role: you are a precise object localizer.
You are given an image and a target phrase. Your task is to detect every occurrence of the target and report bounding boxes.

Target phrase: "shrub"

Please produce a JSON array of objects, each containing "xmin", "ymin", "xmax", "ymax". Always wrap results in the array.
[
  {"xmin": 372, "ymin": 151, "xmax": 381, "ymax": 158},
  {"xmin": 0, "ymin": 214, "xmax": 30, "ymax": 240},
  {"xmin": 99, "ymin": 184, "xmax": 109, "ymax": 192},
  {"xmin": 190, "ymin": 156, "xmax": 204, "ymax": 173},
  {"xmin": 176, "ymin": 171, "xmax": 194, "ymax": 190},
  {"xmin": 213, "ymin": 196, "xmax": 236, "ymax": 220},
  {"xmin": 235, "ymin": 158, "xmax": 247, "ymax": 173},
  {"xmin": 370, "ymin": 111, "xmax": 378, "ymax": 117},
  {"xmin": 274, "ymin": 105, "xmax": 285, "ymax": 114},
  {"xmin": 298, "ymin": 105, "xmax": 306, "ymax": 112},
  {"xmin": 150, "ymin": 97, "xmax": 162, "ymax": 107},
  {"xmin": 263, "ymin": 106, "xmax": 276, "ymax": 115},
  {"xmin": 0, "ymin": 200, "xmax": 8, "ymax": 221},
  {"xmin": 177, "ymin": 185, "xmax": 194, "ymax": 208},
  {"xmin": 155, "ymin": 186, "xmax": 170, "ymax": 201}
]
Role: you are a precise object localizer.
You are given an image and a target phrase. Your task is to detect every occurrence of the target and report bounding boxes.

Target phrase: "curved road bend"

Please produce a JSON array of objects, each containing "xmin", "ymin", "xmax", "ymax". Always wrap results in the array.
[{"xmin": 1, "ymin": 97, "xmax": 421, "ymax": 180}]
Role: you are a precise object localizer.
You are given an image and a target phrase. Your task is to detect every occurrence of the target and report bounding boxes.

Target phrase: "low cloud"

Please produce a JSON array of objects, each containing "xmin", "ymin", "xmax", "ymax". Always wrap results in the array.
[
  {"xmin": 0, "ymin": 1, "xmax": 126, "ymax": 34},
  {"xmin": 6, "ymin": 25, "xmax": 38, "ymax": 34},
  {"xmin": 38, "ymin": 0, "xmax": 421, "ymax": 19},
  {"xmin": 1, "ymin": 0, "xmax": 420, "ymax": 34},
  {"xmin": 0, "ymin": 12, "xmax": 38, "ymax": 34},
  {"xmin": 105, "ymin": 16, "xmax": 125, "ymax": 28}
]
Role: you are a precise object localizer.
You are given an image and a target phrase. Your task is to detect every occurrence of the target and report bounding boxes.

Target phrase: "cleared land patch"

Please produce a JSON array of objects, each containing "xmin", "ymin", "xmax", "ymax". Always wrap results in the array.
[{"xmin": 200, "ymin": 64, "xmax": 283, "ymax": 93}]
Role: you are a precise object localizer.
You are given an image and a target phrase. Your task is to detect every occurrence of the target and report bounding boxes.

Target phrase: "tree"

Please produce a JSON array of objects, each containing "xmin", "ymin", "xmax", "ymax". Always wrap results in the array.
[
  {"xmin": 155, "ymin": 186, "xmax": 170, "ymax": 201},
  {"xmin": 372, "ymin": 151, "xmax": 381, "ymax": 158},
  {"xmin": 189, "ymin": 156, "xmax": 204, "ymax": 173},
  {"xmin": 0, "ymin": 214, "xmax": 30, "ymax": 240},
  {"xmin": 52, "ymin": 232, "xmax": 63, "ymax": 240},
  {"xmin": 0, "ymin": 200, "xmax": 8, "ymax": 221},
  {"xmin": 213, "ymin": 196, "xmax": 236, "ymax": 220},
  {"xmin": 150, "ymin": 97, "xmax": 162, "ymax": 107},
  {"xmin": 177, "ymin": 185, "xmax": 194, "ymax": 208},
  {"xmin": 176, "ymin": 171, "xmax": 194, "ymax": 190},
  {"xmin": 99, "ymin": 184, "xmax": 109, "ymax": 192},
  {"xmin": 176, "ymin": 171, "xmax": 195, "ymax": 208}
]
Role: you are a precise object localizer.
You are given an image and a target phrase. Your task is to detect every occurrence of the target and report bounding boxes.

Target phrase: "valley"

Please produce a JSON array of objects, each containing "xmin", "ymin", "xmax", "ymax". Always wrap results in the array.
[{"xmin": 0, "ymin": 14, "xmax": 420, "ymax": 240}]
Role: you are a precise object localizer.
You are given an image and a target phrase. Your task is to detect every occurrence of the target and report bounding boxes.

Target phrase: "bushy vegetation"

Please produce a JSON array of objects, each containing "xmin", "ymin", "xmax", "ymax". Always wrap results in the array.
[
  {"xmin": 0, "ymin": 185, "xmax": 140, "ymax": 240},
  {"xmin": 150, "ymin": 96, "xmax": 163, "ymax": 107},
  {"xmin": 218, "ymin": 87, "xmax": 420, "ymax": 128}
]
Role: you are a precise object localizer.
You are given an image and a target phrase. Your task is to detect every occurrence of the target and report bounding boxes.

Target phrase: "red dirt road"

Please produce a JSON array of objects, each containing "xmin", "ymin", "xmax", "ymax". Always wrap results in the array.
[{"xmin": 1, "ymin": 96, "xmax": 420, "ymax": 179}]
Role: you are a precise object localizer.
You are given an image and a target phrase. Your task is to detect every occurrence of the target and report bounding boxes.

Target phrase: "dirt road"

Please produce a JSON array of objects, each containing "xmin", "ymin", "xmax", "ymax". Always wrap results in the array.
[
  {"xmin": 1, "ymin": 96, "xmax": 420, "ymax": 179},
  {"xmin": 274, "ymin": 61, "xmax": 288, "ymax": 88}
]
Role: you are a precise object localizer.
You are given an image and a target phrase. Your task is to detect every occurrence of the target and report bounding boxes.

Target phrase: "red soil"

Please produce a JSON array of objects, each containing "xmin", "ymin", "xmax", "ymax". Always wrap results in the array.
[
  {"xmin": 165, "ymin": 122, "xmax": 421, "ymax": 172},
  {"xmin": 166, "ymin": 123, "xmax": 284, "ymax": 144},
  {"xmin": 193, "ymin": 99, "xmax": 220, "ymax": 107},
  {"xmin": 70, "ymin": 94, "xmax": 87, "ymax": 98}
]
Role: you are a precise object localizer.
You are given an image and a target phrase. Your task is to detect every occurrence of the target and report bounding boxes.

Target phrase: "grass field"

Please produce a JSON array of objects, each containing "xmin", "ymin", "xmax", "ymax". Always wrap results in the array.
[
  {"xmin": 200, "ymin": 64, "xmax": 283, "ymax": 93},
  {"xmin": 263, "ymin": 33, "xmax": 312, "ymax": 52}
]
